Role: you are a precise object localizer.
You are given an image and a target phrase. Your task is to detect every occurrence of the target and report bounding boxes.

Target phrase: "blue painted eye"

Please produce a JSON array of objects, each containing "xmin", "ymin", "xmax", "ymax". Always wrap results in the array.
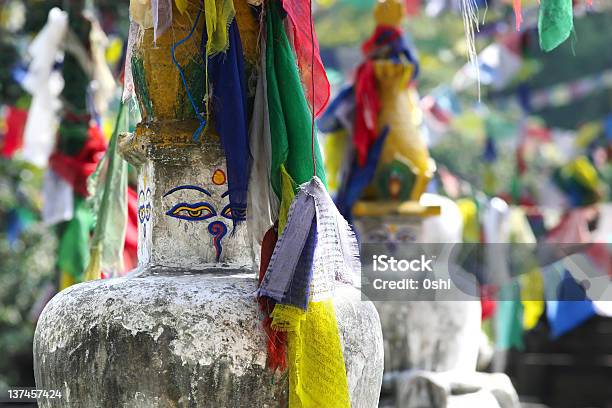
[
  {"xmin": 220, "ymin": 204, "xmax": 246, "ymax": 222},
  {"xmin": 166, "ymin": 202, "xmax": 217, "ymax": 221}
]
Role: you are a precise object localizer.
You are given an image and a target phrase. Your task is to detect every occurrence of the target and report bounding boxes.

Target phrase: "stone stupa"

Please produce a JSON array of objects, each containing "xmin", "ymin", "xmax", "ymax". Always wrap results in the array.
[{"xmin": 33, "ymin": 2, "xmax": 384, "ymax": 407}]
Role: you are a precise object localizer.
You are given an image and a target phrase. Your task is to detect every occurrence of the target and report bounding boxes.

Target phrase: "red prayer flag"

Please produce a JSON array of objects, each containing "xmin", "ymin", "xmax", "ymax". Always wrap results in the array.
[
  {"xmin": 353, "ymin": 60, "xmax": 381, "ymax": 166},
  {"xmin": 513, "ymin": 0, "xmax": 522, "ymax": 31},
  {"xmin": 122, "ymin": 187, "xmax": 139, "ymax": 274},
  {"xmin": 404, "ymin": 0, "xmax": 421, "ymax": 16},
  {"xmin": 49, "ymin": 125, "xmax": 107, "ymax": 197},
  {"xmin": 1, "ymin": 106, "xmax": 28, "ymax": 158},
  {"xmin": 281, "ymin": 0, "xmax": 330, "ymax": 117}
]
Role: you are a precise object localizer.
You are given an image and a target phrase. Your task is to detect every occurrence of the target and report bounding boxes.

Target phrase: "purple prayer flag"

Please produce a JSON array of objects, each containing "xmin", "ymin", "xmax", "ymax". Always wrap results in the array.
[{"xmin": 258, "ymin": 191, "xmax": 317, "ymax": 310}]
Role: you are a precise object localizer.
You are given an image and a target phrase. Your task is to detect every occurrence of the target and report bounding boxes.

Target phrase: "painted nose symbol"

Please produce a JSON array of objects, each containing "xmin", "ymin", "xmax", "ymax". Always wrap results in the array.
[{"xmin": 208, "ymin": 221, "xmax": 228, "ymax": 261}]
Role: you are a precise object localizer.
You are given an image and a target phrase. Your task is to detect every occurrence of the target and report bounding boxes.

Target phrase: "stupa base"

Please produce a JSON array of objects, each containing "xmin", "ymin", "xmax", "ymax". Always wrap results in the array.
[{"xmin": 34, "ymin": 272, "xmax": 383, "ymax": 407}]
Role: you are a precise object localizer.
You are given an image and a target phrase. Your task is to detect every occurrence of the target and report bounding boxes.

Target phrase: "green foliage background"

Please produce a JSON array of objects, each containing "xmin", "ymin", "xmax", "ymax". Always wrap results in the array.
[
  {"xmin": 0, "ymin": 160, "xmax": 56, "ymax": 391},
  {"xmin": 0, "ymin": 0, "xmax": 129, "ymax": 389}
]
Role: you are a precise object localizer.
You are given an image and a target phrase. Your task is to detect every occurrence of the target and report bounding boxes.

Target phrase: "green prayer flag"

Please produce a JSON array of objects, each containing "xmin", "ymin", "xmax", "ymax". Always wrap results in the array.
[
  {"xmin": 85, "ymin": 102, "xmax": 129, "ymax": 280},
  {"xmin": 58, "ymin": 196, "xmax": 95, "ymax": 280},
  {"xmin": 538, "ymin": 0, "xmax": 573, "ymax": 52},
  {"xmin": 510, "ymin": 172, "xmax": 521, "ymax": 204},
  {"xmin": 266, "ymin": 0, "xmax": 327, "ymax": 199},
  {"xmin": 495, "ymin": 281, "xmax": 525, "ymax": 350}
]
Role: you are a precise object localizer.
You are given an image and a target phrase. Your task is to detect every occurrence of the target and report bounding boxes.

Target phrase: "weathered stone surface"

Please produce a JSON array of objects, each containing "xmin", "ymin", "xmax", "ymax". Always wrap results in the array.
[
  {"xmin": 355, "ymin": 192, "xmax": 517, "ymax": 408},
  {"xmin": 34, "ymin": 272, "xmax": 383, "ymax": 407},
  {"xmin": 335, "ymin": 285, "xmax": 385, "ymax": 407},
  {"xmin": 374, "ymin": 297, "xmax": 481, "ymax": 374},
  {"xmin": 447, "ymin": 390, "xmax": 501, "ymax": 408},
  {"xmin": 355, "ymin": 196, "xmax": 481, "ymax": 373},
  {"xmin": 390, "ymin": 370, "xmax": 519, "ymax": 408},
  {"xmin": 467, "ymin": 372, "xmax": 520, "ymax": 408},
  {"xmin": 394, "ymin": 371, "xmax": 448, "ymax": 408}
]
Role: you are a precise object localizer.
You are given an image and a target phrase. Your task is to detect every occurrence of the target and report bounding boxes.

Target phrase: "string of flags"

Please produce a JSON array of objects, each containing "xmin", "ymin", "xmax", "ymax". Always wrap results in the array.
[{"xmin": 528, "ymin": 69, "xmax": 612, "ymax": 111}]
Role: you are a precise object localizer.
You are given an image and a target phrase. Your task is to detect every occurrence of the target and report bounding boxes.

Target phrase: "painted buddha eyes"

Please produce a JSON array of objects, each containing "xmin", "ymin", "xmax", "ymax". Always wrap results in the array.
[
  {"xmin": 167, "ymin": 202, "xmax": 216, "ymax": 221},
  {"xmin": 138, "ymin": 205, "xmax": 151, "ymax": 223},
  {"xmin": 221, "ymin": 204, "xmax": 246, "ymax": 222},
  {"xmin": 138, "ymin": 188, "xmax": 152, "ymax": 238},
  {"xmin": 161, "ymin": 176, "xmax": 242, "ymax": 261},
  {"xmin": 162, "ymin": 184, "xmax": 246, "ymax": 222},
  {"xmin": 167, "ymin": 202, "xmax": 246, "ymax": 222}
]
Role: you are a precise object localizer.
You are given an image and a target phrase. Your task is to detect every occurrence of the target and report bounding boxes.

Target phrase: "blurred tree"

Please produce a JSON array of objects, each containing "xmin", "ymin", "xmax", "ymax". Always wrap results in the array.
[
  {"xmin": 0, "ymin": 0, "xmax": 127, "ymax": 390},
  {"xmin": 0, "ymin": 159, "xmax": 56, "ymax": 392},
  {"xmin": 521, "ymin": 10, "xmax": 612, "ymax": 129},
  {"xmin": 0, "ymin": 34, "xmax": 23, "ymax": 106}
]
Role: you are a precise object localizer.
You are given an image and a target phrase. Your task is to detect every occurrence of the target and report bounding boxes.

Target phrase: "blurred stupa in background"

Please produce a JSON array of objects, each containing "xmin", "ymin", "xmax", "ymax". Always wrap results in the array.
[
  {"xmin": 319, "ymin": 0, "xmax": 435, "ymax": 219},
  {"xmin": 319, "ymin": 0, "xmax": 520, "ymax": 406}
]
